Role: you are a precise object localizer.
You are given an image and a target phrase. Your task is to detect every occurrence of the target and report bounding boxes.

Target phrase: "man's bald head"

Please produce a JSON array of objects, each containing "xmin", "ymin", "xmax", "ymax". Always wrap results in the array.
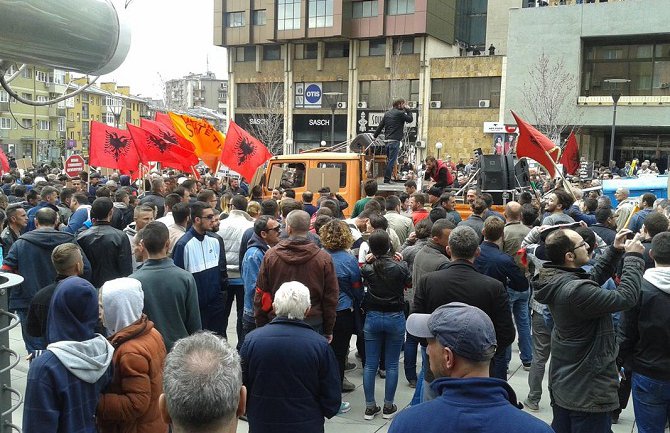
[
  {"xmin": 504, "ymin": 201, "xmax": 522, "ymax": 222},
  {"xmin": 286, "ymin": 210, "xmax": 311, "ymax": 235}
]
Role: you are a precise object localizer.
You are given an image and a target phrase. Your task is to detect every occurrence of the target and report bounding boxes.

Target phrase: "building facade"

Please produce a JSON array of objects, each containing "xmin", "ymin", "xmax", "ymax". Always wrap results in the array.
[
  {"xmin": 504, "ymin": 0, "xmax": 670, "ymax": 171},
  {"xmin": 165, "ymin": 72, "xmax": 228, "ymax": 116}
]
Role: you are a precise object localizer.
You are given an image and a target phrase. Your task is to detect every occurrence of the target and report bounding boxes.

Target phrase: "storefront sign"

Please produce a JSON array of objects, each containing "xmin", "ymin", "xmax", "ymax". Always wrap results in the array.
[
  {"xmin": 483, "ymin": 122, "xmax": 518, "ymax": 134},
  {"xmin": 295, "ymin": 82, "xmax": 323, "ymax": 108}
]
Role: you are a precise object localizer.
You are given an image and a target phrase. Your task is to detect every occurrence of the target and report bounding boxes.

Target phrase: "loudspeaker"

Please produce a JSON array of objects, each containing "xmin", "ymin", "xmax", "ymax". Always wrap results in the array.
[
  {"xmin": 349, "ymin": 133, "xmax": 375, "ymax": 153},
  {"xmin": 479, "ymin": 155, "xmax": 506, "ymax": 190},
  {"xmin": 513, "ymin": 158, "xmax": 531, "ymax": 188}
]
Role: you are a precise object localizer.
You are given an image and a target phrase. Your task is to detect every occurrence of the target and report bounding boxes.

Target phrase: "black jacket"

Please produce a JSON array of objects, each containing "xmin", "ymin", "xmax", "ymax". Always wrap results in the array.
[
  {"xmin": 77, "ymin": 222, "xmax": 133, "ymax": 288},
  {"xmin": 590, "ymin": 223, "xmax": 616, "ymax": 246},
  {"xmin": 140, "ymin": 192, "xmax": 165, "ymax": 218},
  {"xmin": 373, "ymin": 108, "xmax": 413, "ymax": 141},
  {"xmin": 0, "ymin": 226, "xmax": 19, "ymax": 258},
  {"xmin": 361, "ymin": 257, "xmax": 411, "ymax": 313},
  {"xmin": 619, "ymin": 268, "xmax": 670, "ymax": 381}
]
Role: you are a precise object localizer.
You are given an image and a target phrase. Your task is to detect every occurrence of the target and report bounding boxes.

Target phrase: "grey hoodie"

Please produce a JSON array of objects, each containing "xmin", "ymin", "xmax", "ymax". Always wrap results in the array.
[
  {"xmin": 48, "ymin": 335, "xmax": 114, "ymax": 383},
  {"xmin": 643, "ymin": 267, "xmax": 670, "ymax": 294}
]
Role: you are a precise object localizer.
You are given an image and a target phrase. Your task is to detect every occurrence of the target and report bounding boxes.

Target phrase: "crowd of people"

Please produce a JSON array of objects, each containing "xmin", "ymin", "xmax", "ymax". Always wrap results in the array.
[{"xmin": 0, "ymin": 160, "xmax": 668, "ymax": 433}]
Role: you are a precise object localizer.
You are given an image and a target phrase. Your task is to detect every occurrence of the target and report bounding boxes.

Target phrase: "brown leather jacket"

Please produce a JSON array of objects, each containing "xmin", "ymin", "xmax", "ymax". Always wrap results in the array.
[{"xmin": 97, "ymin": 315, "xmax": 168, "ymax": 433}]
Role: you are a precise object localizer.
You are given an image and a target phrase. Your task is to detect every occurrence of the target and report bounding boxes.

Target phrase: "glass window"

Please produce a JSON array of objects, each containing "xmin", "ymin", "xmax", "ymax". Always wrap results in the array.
[
  {"xmin": 369, "ymin": 38, "xmax": 386, "ymax": 56},
  {"xmin": 308, "ymin": 0, "xmax": 333, "ymax": 28},
  {"xmin": 270, "ymin": 162, "xmax": 306, "ymax": 189},
  {"xmin": 0, "ymin": 118, "xmax": 11, "ymax": 129},
  {"xmin": 263, "ymin": 45, "xmax": 281, "ymax": 61},
  {"xmin": 318, "ymin": 162, "xmax": 347, "ymax": 187},
  {"xmin": 22, "ymin": 119, "xmax": 33, "ymax": 129},
  {"xmin": 225, "ymin": 11, "xmax": 245, "ymax": 28},
  {"xmin": 431, "ymin": 77, "xmax": 502, "ymax": 108},
  {"xmin": 278, "ymin": 0, "xmax": 301, "ymax": 30},
  {"xmin": 237, "ymin": 83, "xmax": 284, "ymax": 108},
  {"xmin": 387, "ymin": 0, "xmax": 414, "ymax": 15},
  {"xmin": 243, "ymin": 46, "xmax": 257, "ymax": 62},
  {"xmin": 0, "ymin": 91, "xmax": 9, "ymax": 102},
  {"xmin": 353, "ymin": 0, "xmax": 378, "ymax": 18},
  {"xmin": 253, "ymin": 9, "xmax": 266, "ymax": 25},
  {"xmin": 455, "ymin": 0, "xmax": 487, "ymax": 47},
  {"xmin": 304, "ymin": 43, "xmax": 318, "ymax": 59},
  {"xmin": 21, "ymin": 92, "xmax": 32, "ymax": 101},
  {"xmin": 392, "ymin": 37, "xmax": 414, "ymax": 55},
  {"xmin": 82, "ymin": 103, "xmax": 89, "ymax": 119},
  {"xmin": 22, "ymin": 68, "xmax": 32, "ymax": 79},
  {"xmin": 38, "ymin": 120, "xmax": 50, "ymax": 130},
  {"xmin": 325, "ymin": 42, "xmax": 349, "ymax": 58}
]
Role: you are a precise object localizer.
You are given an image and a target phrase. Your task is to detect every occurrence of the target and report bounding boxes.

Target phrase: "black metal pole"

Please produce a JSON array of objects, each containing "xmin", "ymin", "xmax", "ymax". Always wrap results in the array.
[
  {"xmin": 331, "ymin": 104, "xmax": 335, "ymax": 148},
  {"xmin": 609, "ymin": 92, "xmax": 621, "ymax": 165}
]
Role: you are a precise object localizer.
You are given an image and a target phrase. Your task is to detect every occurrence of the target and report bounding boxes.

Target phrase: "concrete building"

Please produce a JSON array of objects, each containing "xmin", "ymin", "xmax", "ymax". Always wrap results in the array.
[
  {"xmin": 215, "ymin": 0, "xmax": 506, "ymax": 160},
  {"xmin": 165, "ymin": 72, "xmax": 228, "ymax": 116},
  {"xmin": 504, "ymin": 0, "xmax": 670, "ymax": 171},
  {"xmin": 0, "ymin": 65, "xmax": 67, "ymax": 162}
]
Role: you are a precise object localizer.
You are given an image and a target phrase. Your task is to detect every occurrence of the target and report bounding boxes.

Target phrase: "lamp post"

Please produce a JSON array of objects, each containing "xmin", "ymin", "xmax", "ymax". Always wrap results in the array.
[
  {"xmin": 109, "ymin": 98, "xmax": 123, "ymax": 129},
  {"xmin": 323, "ymin": 91, "xmax": 343, "ymax": 148},
  {"xmin": 435, "ymin": 141, "xmax": 443, "ymax": 159},
  {"xmin": 285, "ymin": 138, "xmax": 293, "ymax": 154},
  {"xmin": 604, "ymin": 78, "xmax": 630, "ymax": 165}
]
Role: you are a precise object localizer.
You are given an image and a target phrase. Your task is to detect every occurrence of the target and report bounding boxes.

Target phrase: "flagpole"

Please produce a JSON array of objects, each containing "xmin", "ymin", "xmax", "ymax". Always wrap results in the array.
[{"xmin": 541, "ymin": 147, "xmax": 579, "ymax": 202}]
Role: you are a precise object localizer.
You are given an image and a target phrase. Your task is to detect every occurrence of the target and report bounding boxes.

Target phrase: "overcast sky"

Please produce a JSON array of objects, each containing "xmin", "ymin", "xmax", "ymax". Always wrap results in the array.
[{"xmin": 99, "ymin": 0, "xmax": 228, "ymax": 100}]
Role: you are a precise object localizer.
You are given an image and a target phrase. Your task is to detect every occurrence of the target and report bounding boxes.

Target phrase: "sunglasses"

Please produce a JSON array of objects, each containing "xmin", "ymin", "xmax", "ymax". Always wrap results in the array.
[{"xmin": 200, "ymin": 214, "xmax": 216, "ymax": 220}]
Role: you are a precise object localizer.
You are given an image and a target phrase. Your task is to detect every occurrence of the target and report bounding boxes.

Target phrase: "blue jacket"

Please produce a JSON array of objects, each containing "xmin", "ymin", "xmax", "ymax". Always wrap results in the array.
[
  {"xmin": 475, "ymin": 241, "xmax": 528, "ymax": 291},
  {"xmin": 568, "ymin": 204, "xmax": 597, "ymax": 226},
  {"xmin": 26, "ymin": 201, "xmax": 59, "ymax": 232},
  {"xmin": 327, "ymin": 249, "xmax": 362, "ymax": 311},
  {"xmin": 60, "ymin": 206, "xmax": 91, "ymax": 234},
  {"xmin": 242, "ymin": 233, "xmax": 269, "ymax": 319},
  {"xmin": 173, "ymin": 228, "xmax": 228, "ymax": 313},
  {"xmin": 240, "ymin": 317, "xmax": 341, "ymax": 433},
  {"xmin": 389, "ymin": 377, "xmax": 553, "ymax": 433},
  {"xmin": 628, "ymin": 207, "xmax": 653, "ymax": 234}
]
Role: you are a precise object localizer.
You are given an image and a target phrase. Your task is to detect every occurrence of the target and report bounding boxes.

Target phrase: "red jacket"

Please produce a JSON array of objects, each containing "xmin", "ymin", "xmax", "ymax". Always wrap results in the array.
[{"xmin": 426, "ymin": 159, "xmax": 453, "ymax": 187}]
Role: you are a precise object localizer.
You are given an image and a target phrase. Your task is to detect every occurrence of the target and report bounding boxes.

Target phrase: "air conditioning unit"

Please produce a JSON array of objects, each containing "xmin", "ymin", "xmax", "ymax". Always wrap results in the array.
[
  {"xmin": 415, "ymin": 140, "xmax": 426, "ymax": 148},
  {"xmin": 478, "ymin": 99, "xmax": 491, "ymax": 108},
  {"xmin": 429, "ymin": 100, "xmax": 441, "ymax": 109},
  {"xmin": 337, "ymin": 101, "xmax": 347, "ymax": 109},
  {"xmin": 407, "ymin": 101, "xmax": 418, "ymax": 109},
  {"xmin": 357, "ymin": 101, "xmax": 368, "ymax": 109}
]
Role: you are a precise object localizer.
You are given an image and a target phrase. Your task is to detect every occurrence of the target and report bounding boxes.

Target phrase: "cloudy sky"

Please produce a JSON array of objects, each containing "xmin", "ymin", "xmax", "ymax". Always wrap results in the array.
[{"xmin": 99, "ymin": 0, "xmax": 228, "ymax": 100}]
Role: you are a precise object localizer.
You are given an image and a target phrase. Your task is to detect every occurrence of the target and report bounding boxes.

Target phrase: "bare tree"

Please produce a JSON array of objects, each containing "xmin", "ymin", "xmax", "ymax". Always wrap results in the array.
[
  {"xmin": 521, "ymin": 52, "xmax": 580, "ymax": 145},
  {"xmin": 242, "ymin": 81, "xmax": 284, "ymax": 155}
]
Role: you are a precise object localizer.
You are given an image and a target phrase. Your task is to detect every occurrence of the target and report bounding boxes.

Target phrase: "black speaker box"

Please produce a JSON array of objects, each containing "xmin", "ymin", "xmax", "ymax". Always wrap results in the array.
[{"xmin": 479, "ymin": 155, "xmax": 507, "ymax": 190}]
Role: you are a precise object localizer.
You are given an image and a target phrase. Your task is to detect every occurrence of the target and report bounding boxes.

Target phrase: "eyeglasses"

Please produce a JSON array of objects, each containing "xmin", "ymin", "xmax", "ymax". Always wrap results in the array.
[
  {"xmin": 200, "ymin": 214, "xmax": 216, "ymax": 220},
  {"xmin": 265, "ymin": 226, "xmax": 281, "ymax": 233},
  {"xmin": 570, "ymin": 241, "xmax": 587, "ymax": 253}
]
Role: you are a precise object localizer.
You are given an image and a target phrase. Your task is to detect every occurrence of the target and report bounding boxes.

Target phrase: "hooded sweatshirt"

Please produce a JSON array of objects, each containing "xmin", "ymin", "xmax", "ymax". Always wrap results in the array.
[
  {"xmin": 24, "ymin": 277, "xmax": 113, "ymax": 433},
  {"xmin": 101, "ymin": 277, "xmax": 144, "ymax": 335},
  {"xmin": 242, "ymin": 233, "xmax": 270, "ymax": 319},
  {"xmin": 2, "ymin": 228, "xmax": 92, "ymax": 310},
  {"xmin": 619, "ymin": 267, "xmax": 670, "ymax": 381},
  {"xmin": 254, "ymin": 237, "xmax": 339, "ymax": 335}
]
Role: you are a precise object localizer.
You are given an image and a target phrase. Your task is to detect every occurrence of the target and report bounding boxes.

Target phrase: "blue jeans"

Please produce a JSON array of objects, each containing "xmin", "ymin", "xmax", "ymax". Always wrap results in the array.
[
  {"xmin": 363, "ymin": 311, "xmax": 405, "ymax": 406},
  {"xmin": 404, "ymin": 331, "xmax": 419, "ymax": 382},
  {"xmin": 15, "ymin": 309, "xmax": 46, "ymax": 354},
  {"xmin": 551, "ymin": 402, "xmax": 611, "ymax": 433},
  {"xmin": 410, "ymin": 346, "xmax": 426, "ymax": 406},
  {"xmin": 508, "ymin": 288, "xmax": 533, "ymax": 364},
  {"xmin": 385, "ymin": 141, "xmax": 400, "ymax": 182},
  {"xmin": 632, "ymin": 372, "xmax": 670, "ymax": 433}
]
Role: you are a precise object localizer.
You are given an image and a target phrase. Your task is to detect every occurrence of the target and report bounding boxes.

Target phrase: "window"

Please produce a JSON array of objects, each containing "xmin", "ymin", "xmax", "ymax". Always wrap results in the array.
[
  {"xmin": 106, "ymin": 112, "xmax": 115, "ymax": 124},
  {"xmin": 369, "ymin": 39, "xmax": 386, "ymax": 56},
  {"xmin": 308, "ymin": 0, "xmax": 333, "ymax": 28},
  {"xmin": 295, "ymin": 43, "xmax": 318, "ymax": 60},
  {"xmin": 456, "ymin": 0, "xmax": 487, "ymax": 48},
  {"xmin": 21, "ymin": 92, "xmax": 32, "ymax": 101},
  {"xmin": 0, "ymin": 118, "xmax": 10, "ymax": 129},
  {"xmin": 82, "ymin": 121, "xmax": 90, "ymax": 137},
  {"xmin": 387, "ymin": 0, "xmax": 414, "ymax": 15},
  {"xmin": 582, "ymin": 41, "xmax": 670, "ymax": 97},
  {"xmin": 237, "ymin": 83, "xmax": 284, "ymax": 108},
  {"xmin": 0, "ymin": 91, "xmax": 8, "ymax": 102},
  {"xmin": 126, "ymin": 110, "xmax": 132, "ymax": 124},
  {"xmin": 35, "ymin": 71, "xmax": 48, "ymax": 82},
  {"xmin": 430, "ymin": 77, "xmax": 501, "ymax": 108},
  {"xmin": 263, "ymin": 45, "xmax": 282, "ymax": 61},
  {"xmin": 359, "ymin": 79, "xmax": 420, "ymax": 109},
  {"xmin": 269, "ymin": 162, "xmax": 306, "ymax": 189},
  {"xmin": 253, "ymin": 9, "xmax": 266, "ymax": 25},
  {"xmin": 325, "ymin": 42, "xmax": 349, "ymax": 58},
  {"xmin": 38, "ymin": 120, "xmax": 50, "ymax": 131},
  {"xmin": 353, "ymin": 0, "xmax": 378, "ymax": 18},
  {"xmin": 318, "ymin": 162, "xmax": 347, "ymax": 187},
  {"xmin": 82, "ymin": 103, "xmax": 89, "ymax": 119},
  {"xmin": 52, "ymin": 69, "xmax": 66, "ymax": 84},
  {"xmin": 22, "ymin": 68, "xmax": 32, "ymax": 79},
  {"xmin": 225, "ymin": 11, "xmax": 245, "ymax": 28},
  {"xmin": 22, "ymin": 119, "xmax": 33, "ymax": 129},
  {"xmin": 236, "ymin": 46, "xmax": 257, "ymax": 62},
  {"xmin": 36, "ymin": 95, "xmax": 48, "ymax": 103},
  {"xmin": 58, "ymin": 118, "xmax": 65, "ymax": 132},
  {"xmin": 392, "ymin": 37, "xmax": 414, "ymax": 55},
  {"xmin": 278, "ymin": 0, "xmax": 301, "ymax": 30}
]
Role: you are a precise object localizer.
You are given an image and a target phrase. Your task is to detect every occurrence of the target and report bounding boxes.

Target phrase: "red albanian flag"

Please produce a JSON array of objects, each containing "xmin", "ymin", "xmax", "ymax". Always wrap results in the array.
[
  {"xmin": 140, "ymin": 118, "xmax": 199, "ymax": 168},
  {"xmin": 511, "ymin": 111, "xmax": 560, "ymax": 178},
  {"xmin": 560, "ymin": 131, "xmax": 580, "ymax": 175},
  {"xmin": 220, "ymin": 121, "xmax": 273, "ymax": 181},
  {"xmin": 90, "ymin": 121, "xmax": 141, "ymax": 176},
  {"xmin": 0, "ymin": 148, "xmax": 9, "ymax": 174},
  {"xmin": 149, "ymin": 114, "xmax": 195, "ymax": 153},
  {"xmin": 127, "ymin": 124, "xmax": 198, "ymax": 172}
]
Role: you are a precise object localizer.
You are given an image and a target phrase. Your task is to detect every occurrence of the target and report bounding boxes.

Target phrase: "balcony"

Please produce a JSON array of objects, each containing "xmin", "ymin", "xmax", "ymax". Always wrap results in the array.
[
  {"xmin": 48, "ymin": 83, "xmax": 67, "ymax": 94},
  {"xmin": 48, "ymin": 106, "xmax": 66, "ymax": 117},
  {"xmin": 66, "ymin": 120, "xmax": 75, "ymax": 128}
]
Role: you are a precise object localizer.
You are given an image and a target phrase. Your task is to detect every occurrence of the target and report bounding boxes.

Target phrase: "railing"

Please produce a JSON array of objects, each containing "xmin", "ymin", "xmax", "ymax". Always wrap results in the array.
[{"xmin": 0, "ymin": 273, "xmax": 24, "ymax": 432}]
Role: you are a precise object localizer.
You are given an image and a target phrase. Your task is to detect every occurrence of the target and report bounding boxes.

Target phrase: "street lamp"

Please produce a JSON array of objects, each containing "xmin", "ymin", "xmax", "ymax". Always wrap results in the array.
[
  {"xmin": 323, "ymin": 91, "xmax": 343, "ymax": 148},
  {"xmin": 435, "ymin": 141, "xmax": 443, "ymax": 159},
  {"xmin": 604, "ymin": 78, "xmax": 630, "ymax": 165},
  {"xmin": 109, "ymin": 98, "xmax": 123, "ymax": 129},
  {"xmin": 320, "ymin": 140, "xmax": 327, "ymax": 147}
]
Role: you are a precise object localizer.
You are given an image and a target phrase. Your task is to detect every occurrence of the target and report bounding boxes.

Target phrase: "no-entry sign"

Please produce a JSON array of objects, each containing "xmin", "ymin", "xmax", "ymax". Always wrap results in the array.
[{"xmin": 64, "ymin": 155, "xmax": 86, "ymax": 178}]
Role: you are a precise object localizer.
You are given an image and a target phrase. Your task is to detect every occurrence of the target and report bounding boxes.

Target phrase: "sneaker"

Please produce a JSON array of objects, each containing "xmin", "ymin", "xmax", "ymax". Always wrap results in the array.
[
  {"xmin": 382, "ymin": 404, "xmax": 398, "ymax": 419},
  {"xmin": 342, "ymin": 377, "xmax": 356, "ymax": 392},
  {"xmin": 378, "ymin": 369, "xmax": 386, "ymax": 378},
  {"xmin": 523, "ymin": 398, "xmax": 539, "ymax": 412},
  {"xmin": 364, "ymin": 405, "xmax": 381, "ymax": 420},
  {"xmin": 522, "ymin": 362, "xmax": 532, "ymax": 371},
  {"xmin": 345, "ymin": 361, "xmax": 356, "ymax": 371},
  {"xmin": 339, "ymin": 401, "xmax": 351, "ymax": 414},
  {"xmin": 408, "ymin": 379, "xmax": 417, "ymax": 388}
]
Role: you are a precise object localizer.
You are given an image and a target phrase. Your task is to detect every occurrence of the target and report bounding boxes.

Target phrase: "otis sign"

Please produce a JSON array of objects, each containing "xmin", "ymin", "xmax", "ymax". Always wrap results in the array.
[{"xmin": 294, "ymin": 82, "xmax": 323, "ymax": 108}]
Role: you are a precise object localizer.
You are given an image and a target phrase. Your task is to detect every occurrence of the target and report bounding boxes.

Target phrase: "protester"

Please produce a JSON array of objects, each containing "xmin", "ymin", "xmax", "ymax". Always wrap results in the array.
[
  {"xmin": 458, "ymin": 198, "xmax": 487, "ymax": 242},
  {"xmin": 438, "ymin": 193, "xmax": 462, "ymax": 224},
  {"xmin": 166, "ymin": 202, "xmax": 189, "ymax": 255},
  {"xmin": 390, "ymin": 303, "xmax": 553, "ymax": 433},
  {"xmin": 400, "ymin": 218, "xmax": 433, "ymax": 273},
  {"xmin": 591, "ymin": 207, "xmax": 617, "ymax": 246},
  {"xmin": 61, "ymin": 192, "xmax": 91, "ymax": 234},
  {"xmin": 110, "ymin": 189, "xmax": 133, "ymax": 230},
  {"xmin": 57, "ymin": 187, "xmax": 73, "ymax": 225},
  {"xmin": 23, "ymin": 276, "xmax": 114, "ymax": 433},
  {"xmin": 384, "ymin": 195, "xmax": 414, "ymax": 245},
  {"xmin": 160, "ymin": 332, "xmax": 246, "ymax": 433},
  {"xmin": 373, "ymin": 99, "xmax": 413, "ymax": 184},
  {"xmin": 26, "ymin": 186, "xmax": 59, "ymax": 231},
  {"xmin": 424, "ymin": 156, "xmax": 453, "ymax": 188},
  {"xmin": 130, "ymin": 222, "xmax": 201, "ymax": 351},
  {"xmin": 241, "ymin": 281, "xmax": 341, "ymax": 432},
  {"xmin": 1, "ymin": 205, "xmax": 27, "ymax": 257},
  {"xmin": 628, "ymin": 193, "xmax": 657, "ymax": 234},
  {"xmin": 97, "ymin": 277, "xmax": 167, "ymax": 433},
  {"xmin": 542, "ymin": 190, "xmax": 575, "ymax": 225},
  {"xmin": 352, "ymin": 179, "xmax": 378, "ymax": 218},
  {"xmin": 638, "ymin": 211, "xmax": 668, "ymax": 270},
  {"xmin": 409, "ymin": 193, "xmax": 429, "ymax": 225},
  {"xmin": 140, "ymin": 178, "xmax": 167, "ymax": 218}
]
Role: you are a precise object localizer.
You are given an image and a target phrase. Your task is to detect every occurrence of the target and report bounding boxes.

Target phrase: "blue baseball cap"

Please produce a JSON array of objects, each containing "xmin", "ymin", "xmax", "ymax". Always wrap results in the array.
[{"xmin": 406, "ymin": 302, "xmax": 497, "ymax": 362}]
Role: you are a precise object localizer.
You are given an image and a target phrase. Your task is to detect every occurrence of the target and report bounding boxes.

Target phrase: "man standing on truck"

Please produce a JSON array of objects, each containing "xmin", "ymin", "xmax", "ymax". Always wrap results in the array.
[{"xmin": 374, "ymin": 99, "xmax": 414, "ymax": 184}]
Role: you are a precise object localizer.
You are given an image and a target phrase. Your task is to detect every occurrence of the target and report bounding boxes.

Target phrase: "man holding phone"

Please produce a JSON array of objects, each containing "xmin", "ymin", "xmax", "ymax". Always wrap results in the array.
[
  {"xmin": 533, "ymin": 228, "xmax": 645, "ymax": 433},
  {"xmin": 374, "ymin": 99, "xmax": 413, "ymax": 184}
]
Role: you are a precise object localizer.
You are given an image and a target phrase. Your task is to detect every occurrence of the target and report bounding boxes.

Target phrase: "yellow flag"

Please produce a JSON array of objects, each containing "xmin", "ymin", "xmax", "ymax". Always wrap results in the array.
[{"xmin": 168, "ymin": 112, "xmax": 225, "ymax": 172}]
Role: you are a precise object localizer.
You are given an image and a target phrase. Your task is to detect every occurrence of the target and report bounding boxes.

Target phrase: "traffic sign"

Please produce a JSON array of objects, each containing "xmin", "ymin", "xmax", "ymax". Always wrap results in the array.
[{"xmin": 64, "ymin": 154, "xmax": 85, "ymax": 178}]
